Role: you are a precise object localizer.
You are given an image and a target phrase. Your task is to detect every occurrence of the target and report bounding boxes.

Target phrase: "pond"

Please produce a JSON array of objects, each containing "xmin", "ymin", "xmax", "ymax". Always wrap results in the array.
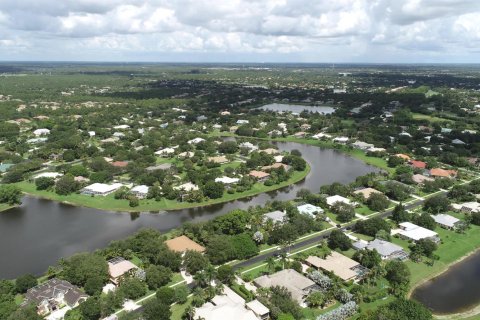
[
  {"xmin": 0, "ymin": 141, "xmax": 379, "ymax": 278},
  {"xmin": 258, "ymin": 103, "xmax": 336, "ymax": 114},
  {"xmin": 412, "ymin": 250, "xmax": 480, "ymax": 315}
]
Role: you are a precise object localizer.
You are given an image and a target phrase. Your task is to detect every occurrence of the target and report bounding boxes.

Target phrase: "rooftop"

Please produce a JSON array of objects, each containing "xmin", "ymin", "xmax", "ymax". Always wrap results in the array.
[
  {"xmin": 165, "ymin": 235, "xmax": 206, "ymax": 253},
  {"xmin": 254, "ymin": 269, "xmax": 315, "ymax": 303},
  {"xmin": 305, "ymin": 252, "xmax": 359, "ymax": 281}
]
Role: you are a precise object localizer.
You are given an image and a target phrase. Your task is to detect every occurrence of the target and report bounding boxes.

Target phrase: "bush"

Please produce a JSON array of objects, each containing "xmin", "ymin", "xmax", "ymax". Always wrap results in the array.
[{"xmin": 15, "ymin": 274, "xmax": 37, "ymax": 293}]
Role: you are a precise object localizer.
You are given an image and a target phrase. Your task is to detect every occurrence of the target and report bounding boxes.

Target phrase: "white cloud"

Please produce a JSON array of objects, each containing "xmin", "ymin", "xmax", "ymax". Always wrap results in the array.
[{"xmin": 0, "ymin": 0, "xmax": 479, "ymax": 62}]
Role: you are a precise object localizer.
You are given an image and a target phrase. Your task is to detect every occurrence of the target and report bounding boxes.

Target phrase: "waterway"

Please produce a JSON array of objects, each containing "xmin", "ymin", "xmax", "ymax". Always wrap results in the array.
[
  {"xmin": 0, "ymin": 141, "xmax": 378, "ymax": 278},
  {"xmin": 412, "ymin": 250, "xmax": 480, "ymax": 315},
  {"xmin": 258, "ymin": 103, "xmax": 335, "ymax": 114}
]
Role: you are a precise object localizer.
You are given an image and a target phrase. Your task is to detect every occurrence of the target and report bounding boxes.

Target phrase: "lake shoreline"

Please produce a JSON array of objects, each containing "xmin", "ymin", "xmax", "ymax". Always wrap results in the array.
[{"xmin": 408, "ymin": 248, "xmax": 480, "ymax": 319}]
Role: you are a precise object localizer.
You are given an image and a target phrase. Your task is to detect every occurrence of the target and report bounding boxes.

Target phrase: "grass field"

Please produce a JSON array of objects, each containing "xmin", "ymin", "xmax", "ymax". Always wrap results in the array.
[
  {"xmin": 0, "ymin": 202, "xmax": 16, "ymax": 213},
  {"xmin": 14, "ymin": 164, "xmax": 310, "ymax": 212},
  {"xmin": 412, "ymin": 112, "xmax": 453, "ymax": 123}
]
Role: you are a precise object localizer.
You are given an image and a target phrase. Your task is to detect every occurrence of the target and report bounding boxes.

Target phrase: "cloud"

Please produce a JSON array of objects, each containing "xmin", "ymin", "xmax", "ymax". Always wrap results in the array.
[{"xmin": 0, "ymin": 0, "xmax": 479, "ymax": 62}]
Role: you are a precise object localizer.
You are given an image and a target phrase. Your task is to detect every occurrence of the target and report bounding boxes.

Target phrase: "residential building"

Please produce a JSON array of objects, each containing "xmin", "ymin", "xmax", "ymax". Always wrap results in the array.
[
  {"xmin": 326, "ymin": 195, "xmax": 353, "ymax": 207},
  {"xmin": 394, "ymin": 153, "xmax": 411, "ymax": 161},
  {"xmin": 246, "ymin": 300, "xmax": 270, "ymax": 320},
  {"xmin": 130, "ymin": 185, "xmax": 149, "ymax": 199},
  {"xmin": 452, "ymin": 202, "xmax": 480, "ymax": 213},
  {"xmin": 248, "ymin": 170, "xmax": 270, "ymax": 182},
  {"xmin": 333, "ymin": 136, "xmax": 349, "ymax": 144},
  {"xmin": 188, "ymin": 137, "xmax": 205, "ymax": 144},
  {"xmin": 22, "ymin": 279, "xmax": 88, "ymax": 316},
  {"xmin": 33, "ymin": 128, "xmax": 50, "ymax": 136},
  {"xmin": 173, "ymin": 182, "xmax": 199, "ymax": 192},
  {"xmin": 263, "ymin": 210, "xmax": 287, "ymax": 224},
  {"xmin": 208, "ymin": 156, "xmax": 229, "ymax": 164},
  {"xmin": 215, "ymin": 176, "xmax": 240, "ymax": 185},
  {"xmin": 397, "ymin": 222, "xmax": 439, "ymax": 243},
  {"xmin": 305, "ymin": 252, "xmax": 367, "ymax": 281},
  {"xmin": 409, "ymin": 160, "xmax": 427, "ymax": 169},
  {"xmin": 33, "ymin": 172, "xmax": 63, "ymax": 180},
  {"xmin": 254, "ymin": 269, "xmax": 317, "ymax": 304},
  {"xmin": 154, "ymin": 148, "xmax": 175, "ymax": 156},
  {"xmin": 430, "ymin": 168, "xmax": 457, "ymax": 178},
  {"xmin": 412, "ymin": 174, "xmax": 434, "ymax": 185},
  {"xmin": 108, "ymin": 257, "xmax": 140, "ymax": 285},
  {"xmin": 297, "ymin": 204, "xmax": 324, "ymax": 218},
  {"xmin": 145, "ymin": 163, "xmax": 173, "ymax": 171},
  {"xmin": 165, "ymin": 235, "xmax": 206, "ymax": 253},
  {"xmin": 352, "ymin": 141, "xmax": 374, "ymax": 150},
  {"xmin": 353, "ymin": 187, "xmax": 382, "ymax": 200},
  {"xmin": 431, "ymin": 214, "xmax": 460, "ymax": 230},
  {"xmin": 111, "ymin": 161, "xmax": 128, "ymax": 168},
  {"xmin": 81, "ymin": 183, "xmax": 124, "ymax": 196},
  {"xmin": 353, "ymin": 239, "xmax": 407, "ymax": 260}
]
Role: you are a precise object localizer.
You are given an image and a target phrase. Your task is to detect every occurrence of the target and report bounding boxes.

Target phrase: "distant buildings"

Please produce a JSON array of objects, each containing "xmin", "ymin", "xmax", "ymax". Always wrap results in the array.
[{"xmin": 81, "ymin": 183, "xmax": 124, "ymax": 196}]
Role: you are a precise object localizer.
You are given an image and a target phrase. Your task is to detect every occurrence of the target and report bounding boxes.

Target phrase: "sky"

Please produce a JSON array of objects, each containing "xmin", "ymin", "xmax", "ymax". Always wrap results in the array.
[{"xmin": 0, "ymin": 0, "xmax": 480, "ymax": 63}]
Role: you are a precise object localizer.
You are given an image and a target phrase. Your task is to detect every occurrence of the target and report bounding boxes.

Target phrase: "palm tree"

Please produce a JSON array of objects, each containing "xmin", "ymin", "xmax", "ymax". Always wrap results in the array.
[
  {"xmin": 266, "ymin": 256, "xmax": 276, "ymax": 274},
  {"xmin": 193, "ymin": 271, "xmax": 209, "ymax": 288},
  {"xmin": 182, "ymin": 305, "xmax": 196, "ymax": 320},
  {"xmin": 204, "ymin": 264, "xmax": 217, "ymax": 284},
  {"xmin": 279, "ymin": 251, "xmax": 288, "ymax": 270}
]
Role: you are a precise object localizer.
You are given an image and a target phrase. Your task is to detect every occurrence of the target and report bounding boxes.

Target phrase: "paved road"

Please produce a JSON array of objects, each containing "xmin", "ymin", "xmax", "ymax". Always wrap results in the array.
[{"xmin": 232, "ymin": 191, "xmax": 448, "ymax": 271}]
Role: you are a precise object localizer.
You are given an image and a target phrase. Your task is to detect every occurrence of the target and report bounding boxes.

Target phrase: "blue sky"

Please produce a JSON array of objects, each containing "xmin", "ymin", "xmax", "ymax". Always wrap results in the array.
[{"xmin": 0, "ymin": 0, "xmax": 479, "ymax": 63}]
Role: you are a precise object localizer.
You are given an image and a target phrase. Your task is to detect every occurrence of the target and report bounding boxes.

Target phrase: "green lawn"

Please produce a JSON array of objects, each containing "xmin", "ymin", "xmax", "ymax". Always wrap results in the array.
[
  {"xmin": 412, "ymin": 112, "xmax": 453, "ymax": 123},
  {"xmin": 171, "ymin": 297, "xmax": 193, "ymax": 320},
  {"xmin": 0, "ymin": 202, "xmax": 16, "ymax": 213},
  {"xmin": 14, "ymin": 164, "xmax": 309, "ymax": 212}
]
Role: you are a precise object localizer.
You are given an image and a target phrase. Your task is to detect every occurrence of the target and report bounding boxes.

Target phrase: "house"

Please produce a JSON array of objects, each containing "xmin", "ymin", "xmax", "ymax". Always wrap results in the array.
[
  {"xmin": 108, "ymin": 257, "xmax": 140, "ymax": 285},
  {"xmin": 261, "ymin": 148, "xmax": 279, "ymax": 155},
  {"xmin": 430, "ymin": 168, "xmax": 457, "ymax": 178},
  {"xmin": 452, "ymin": 202, "xmax": 480, "ymax": 213},
  {"xmin": 208, "ymin": 156, "xmax": 229, "ymax": 164},
  {"xmin": 248, "ymin": 170, "xmax": 270, "ymax": 182},
  {"xmin": 174, "ymin": 182, "xmax": 199, "ymax": 192},
  {"xmin": 293, "ymin": 131, "xmax": 307, "ymax": 138},
  {"xmin": 220, "ymin": 111, "xmax": 231, "ymax": 116},
  {"xmin": 111, "ymin": 161, "xmax": 129, "ymax": 168},
  {"xmin": 412, "ymin": 174, "xmax": 434, "ymax": 185},
  {"xmin": 33, "ymin": 172, "xmax": 63, "ymax": 180},
  {"xmin": 22, "ymin": 279, "xmax": 88, "ymax": 316},
  {"xmin": 394, "ymin": 153, "xmax": 411, "ymax": 161},
  {"xmin": 409, "ymin": 160, "xmax": 427, "ymax": 169},
  {"xmin": 229, "ymin": 126, "xmax": 239, "ymax": 133},
  {"xmin": 33, "ymin": 128, "xmax": 50, "ymax": 136},
  {"xmin": 333, "ymin": 136, "xmax": 349, "ymax": 144},
  {"xmin": 81, "ymin": 183, "xmax": 124, "ymax": 196},
  {"xmin": 246, "ymin": 299, "xmax": 270, "ymax": 320},
  {"xmin": 326, "ymin": 195, "xmax": 353, "ymax": 207},
  {"xmin": 353, "ymin": 239, "xmax": 407, "ymax": 260},
  {"xmin": 165, "ymin": 235, "xmax": 206, "ymax": 254},
  {"xmin": 353, "ymin": 187, "xmax": 382, "ymax": 200},
  {"xmin": 113, "ymin": 125, "xmax": 130, "ymax": 130},
  {"xmin": 305, "ymin": 252, "xmax": 366, "ymax": 281},
  {"xmin": 178, "ymin": 151, "xmax": 195, "ymax": 159},
  {"xmin": 297, "ymin": 204, "xmax": 324, "ymax": 218},
  {"xmin": 146, "ymin": 163, "xmax": 173, "ymax": 171},
  {"xmin": 0, "ymin": 163, "xmax": 14, "ymax": 173},
  {"xmin": 236, "ymin": 120, "xmax": 249, "ymax": 124},
  {"xmin": 239, "ymin": 142, "xmax": 258, "ymax": 152},
  {"xmin": 352, "ymin": 141, "xmax": 374, "ymax": 150},
  {"xmin": 397, "ymin": 222, "xmax": 439, "ymax": 243},
  {"xmin": 188, "ymin": 137, "xmax": 205, "ymax": 144},
  {"xmin": 452, "ymin": 139, "xmax": 466, "ymax": 145},
  {"xmin": 195, "ymin": 286, "xmax": 263, "ymax": 320},
  {"xmin": 112, "ymin": 132, "xmax": 125, "ymax": 138},
  {"xmin": 154, "ymin": 148, "xmax": 175, "ymax": 157},
  {"xmin": 312, "ymin": 132, "xmax": 332, "ymax": 140},
  {"xmin": 261, "ymin": 163, "xmax": 290, "ymax": 171},
  {"xmin": 130, "ymin": 185, "xmax": 149, "ymax": 199},
  {"xmin": 215, "ymin": 176, "xmax": 240, "ymax": 185},
  {"xmin": 300, "ymin": 123, "xmax": 311, "ymax": 131},
  {"xmin": 254, "ymin": 269, "xmax": 317, "ymax": 304},
  {"xmin": 263, "ymin": 210, "xmax": 287, "ymax": 224},
  {"xmin": 432, "ymin": 214, "xmax": 460, "ymax": 230}
]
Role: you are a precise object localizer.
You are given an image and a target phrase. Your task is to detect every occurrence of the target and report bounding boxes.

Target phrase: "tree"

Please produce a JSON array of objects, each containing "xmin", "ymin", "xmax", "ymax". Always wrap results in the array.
[
  {"xmin": 206, "ymin": 235, "xmax": 236, "ymax": 264},
  {"xmin": 231, "ymin": 233, "xmax": 259, "ymax": 259},
  {"xmin": 423, "ymin": 195, "xmax": 451, "ymax": 214},
  {"xmin": 355, "ymin": 217, "xmax": 391, "ymax": 237},
  {"xmin": 6, "ymin": 304, "xmax": 42, "ymax": 320},
  {"xmin": 119, "ymin": 277, "xmax": 146, "ymax": 300},
  {"xmin": 35, "ymin": 177, "xmax": 55, "ymax": 190},
  {"xmin": 367, "ymin": 193, "xmax": 390, "ymax": 211},
  {"xmin": 84, "ymin": 275, "xmax": 105, "ymax": 295},
  {"xmin": 353, "ymin": 249, "xmax": 381, "ymax": 268},
  {"xmin": 156, "ymin": 286, "xmax": 175, "ymax": 305},
  {"xmin": 145, "ymin": 265, "xmax": 172, "ymax": 290},
  {"xmin": 79, "ymin": 297, "xmax": 101, "ymax": 320},
  {"xmin": 217, "ymin": 265, "xmax": 235, "ymax": 285},
  {"xmin": 143, "ymin": 298, "xmax": 171, "ymax": 320},
  {"xmin": 411, "ymin": 239, "xmax": 437, "ymax": 258},
  {"xmin": 366, "ymin": 298, "xmax": 432, "ymax": 320},
  {"xmin": 62, "ymin": 253, "xmax": 109, "ymax": 287},
  {"xmin": 183, "ymin": 250, "xmax": 209, "ymax": 275},
  {"xmin": 55, "ymin": 175, "xmax": 79, "ymax": 195},
  {"xmin": 174, "ymin": 285, "xmax": 189, "ymax": 304},
  {"xmin": 306, "ymin": 291, "xmax": 325, "ymax": 308},
  {"xmin": 15, "ymin": 274, "xmax": 37, "ymax": 294},
  {"xmin": 328, "ymin": 229, "xmax": 351, "ymax": 251},
  {"xmin": 414, "ymin": 212, "xmax": 436, "ymax": 230},
  {"xmin": 202, "ymin": 181, "xmax": 224, "ymax": 199},
  {"xmin": 391, "ymin": 204, "xmax": 411, "ymax": 223},
  {"xmin": 0, "ymin": 185, "xmax": 22, "ymax": 205},
  {"xmin": 385, "ymin": 260, "xmax": 410, "ymax": 296},
  {"xmin": 331, "ymin": 202, "xmax": 355, "ymax": 222}
]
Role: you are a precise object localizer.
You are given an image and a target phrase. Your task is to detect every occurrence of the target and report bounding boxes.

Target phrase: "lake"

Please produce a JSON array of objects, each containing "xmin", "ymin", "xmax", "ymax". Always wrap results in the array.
[
  {"xmin": 0, "ymin": 141, "xmax": 379, "ymax": 278},
  {"xmin": 258, "ymin": 103, "xmax": 336, "ymax": 114},
  {"xmin": 412, "ymin": 250, "xmax": 480, "ymax": 315}
]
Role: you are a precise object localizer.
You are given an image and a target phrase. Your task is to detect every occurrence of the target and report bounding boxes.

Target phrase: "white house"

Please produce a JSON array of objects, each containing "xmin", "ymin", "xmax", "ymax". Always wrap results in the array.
[
  {"xmin": 81, "ymin": 183, "xmax": 124, "ymax": 196},
  {"xmin": 431, "ymin": 214, "xmax": 460, "ymax": 230},
  {"xmin": 215, "ymin": 176, "xmax": 240, "ymax": 185},
  {"xmin": 312, "ymin": 132, "xmax": 332, "ymax": 140},
  {"xmin": 154, "ymin": 148, "xmax": 175, "ymax": 156},
  {"xmin": 397, "ymin": 222, "xmax": 439, "ymax": 243},
  {"xmin": 188, "ymin": 137, "xmax": 206, "ymax": 144},
  {"xmin": 333, "ymin": 136, "xmax": 349, "ymax": 144},
  {"xmin": 130, "ymin": 185, "xmax": 149, "ymax": 199},
  {"xmin": 326, "ymin": 195, "xmax": 352, "ymax": 207},
  {"xmin": 263, "ymin": 210, "xmax": 287, "ymax": 224},
  {"xmin": 236, "ymin": 120, "xmax": 249, "ymax": 124},
  {"xmin": 113, "ymin": 125, "xmax": 130, "ymax": 130},
  {"xmin": 34, "ymin": 172, "xmax": 63, "ymax": 180},
  {"xmin": 297, "ymin": 204, "xmax": 324, "ymax": 218},
  {"xmin": 33, "ymin": 128, "xmax": 50, "ymax": 136},
  {"xmin": 174, "ymin": 182, "xmax": 199, "ymax": 192}
]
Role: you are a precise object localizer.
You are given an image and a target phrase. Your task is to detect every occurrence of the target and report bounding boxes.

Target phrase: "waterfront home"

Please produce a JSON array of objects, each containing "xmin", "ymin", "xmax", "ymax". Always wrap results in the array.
[
  {"xmin": 397, "ymin": 222, "xmax": 440, "ymax": 243},
  {"xmin": 261, "ymin": 163, "xmax": 290, "ymax": 171},
  {"xmin": 22, "ymin": 279, "xmax": 88, "ymax": 316},
  {"xmin": 333, "ymin": 136, "xmax": 349, "ymax": 144},
  {"xmin": 353, "ymin": 239, "xmax": 407, "ymax": 260},
  {"xmin": 297, "ymin": 204, "xmax": 324, "ymax": 218},
  {"xmin": 130, "ymin": 185, "xmax": 149, "ymax": 199},
  {"xmin": 351, "ymin": 141, "xmax": 374, "ymax": 150},
  {"xmin": 353, "ymin": 187, "xmax": 382, "ymax": 200},
  {"xmin": 312, "ymin": 132, "xmax": 332, "ymax": 140},
  {"xmin": 165, "ymin": 235, "xmax": 206, "ymax": 254},
  {"xmin": 108, "ymin": 257, "xmax": 140, "ymax": 285},
  {"xmin": 305, "ymin": 252, "xmax": 366, "ymax": 282},
  {"xmin": 326, "ymin": 195, "xmax": 353, "ymax": 207},
  {"xmin": 215, "ymin": 176, "xmax": 240, "ymax": 185},
  {"xmin": 173, "ymin": 182, "xmax": 199, "ymax": 192},
  {"xmin": 431, "ymin": 214, "xmax": 460, "ymax": 230},
  {"xmin": 248, "ymin": 170, "xmax": 270, "ymax": 182},
  {"xmin": 263, "ymin": 210, "xmax": 287, "ymax": 224},
  {"xmin": 254, "ymin": 269, "xmax": 316, "ymax": 304},
  {"xmin": 261, "ymin": 148, "xmax": 279, "ymax": 155},
  {"xmin": 81, "ymin": 183, "xmax": 124, "ymax": 196}
]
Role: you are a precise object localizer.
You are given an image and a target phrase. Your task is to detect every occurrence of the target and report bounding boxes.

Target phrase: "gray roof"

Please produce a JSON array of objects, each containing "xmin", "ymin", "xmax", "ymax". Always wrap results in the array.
[
  {"xmin": 23, "ymin": 278, "xmax": 88, "ymax": 308},
  {"xmin": 432, "ymin": 214, "xmax": 459, "ymax": 228},
  {"xmin": 263, "ymin": 210, "xmax": 287, "ymax": 223},
  {"xmin": 364, "ymin": 239, "xmax": 404, "ymax": 257},
  {"xmin": 254, "ymin": 269, "xmax": 315, "ymax": 303},
  {"xmin": 146, "ymin": 163, "xmax": 172, "ymax": 171}
]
